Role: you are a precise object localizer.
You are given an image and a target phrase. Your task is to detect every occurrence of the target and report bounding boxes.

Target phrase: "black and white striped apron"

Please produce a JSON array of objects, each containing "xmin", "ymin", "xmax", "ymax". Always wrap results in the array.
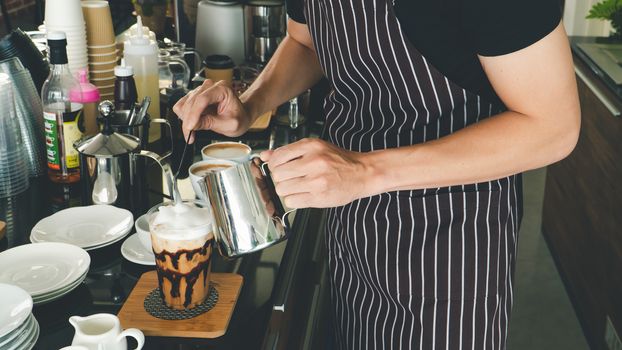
[{"xmin": 303, "ymin": 0, "xmax": 523, "ymax": 348}]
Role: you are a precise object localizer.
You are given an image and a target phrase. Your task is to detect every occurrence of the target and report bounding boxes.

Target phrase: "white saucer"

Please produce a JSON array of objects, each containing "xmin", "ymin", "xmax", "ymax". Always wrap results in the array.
[
  {"xmin": 32, "ymin": 270, "xmax": 87, "ymax": 305},
  {"xmin": 7, "ymin": 314, "xmax": 38, "ymax": 350},
  {"xmin": 121, "ymin": 233, "xmax": 155, "ymax": 266},
  {"xmin": 0, "ymin": 243, "xmax": 90, "ymax": 297},
  {"xmin": 0, "ymin": 314, "xmax": 33, "ymax": 348},
  {"xmin": 0, "ymin": 284, "xmax": 32, "ymax": 338},
  {"xmin": 30, "ymin": 205, "xmax": 133, "ymax": 249}
]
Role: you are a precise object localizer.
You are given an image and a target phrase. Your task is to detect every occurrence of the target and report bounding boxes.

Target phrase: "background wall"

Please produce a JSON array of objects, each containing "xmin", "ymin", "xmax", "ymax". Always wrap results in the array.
[
  {"xmin": 0, "ymin": 0, "xmax": 35, "ymax": 21},
  {"xmin": 564, "ymin": 0, "xmax": 613, "ymax": 36}
]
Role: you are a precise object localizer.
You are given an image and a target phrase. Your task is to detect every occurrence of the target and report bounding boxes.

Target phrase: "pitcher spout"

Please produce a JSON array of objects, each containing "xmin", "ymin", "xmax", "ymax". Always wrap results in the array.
[{"xmin": 69, "ymin": 315, "xmax": 84, "ymax": 329}]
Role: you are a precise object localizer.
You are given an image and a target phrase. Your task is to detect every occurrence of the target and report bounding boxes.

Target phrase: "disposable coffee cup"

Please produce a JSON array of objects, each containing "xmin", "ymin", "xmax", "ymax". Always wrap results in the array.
[
  {"xmin": 89, "ymin": 68, "xmax": 115, "ymax": 80},
  {"xmin": 89, "ymin": 60, "xmax": 118, "ymax": 71},
  {"xmin": 88, "ymin": 51, "xmax": 118, "ymax": 63},
  {"xmin": 203, "ymin": 55, "xmax": 234, "ymax": 84},
  {"xmin": 188, "ymin": 159, "xmax": 237, "ymax": 202},
  {"xmin": 96, "ymin": 85, "xmax": 115, "ymax": 96},
  {"xmin": 82, "ymin": 1, "xmax": 116, "ymax": 46},
  {"xmin": 201, "ymin": 141, "xmax": 251, "ymax": 163},
  {"xmin": 88, "ymin": 45, "xmax": 117, "ymax": 55},
  {"xmin": 45, "ymin": 0, "xmax": 85, "ymax": 27},
  {"xmin": 148, "ymin": 200, "xmax": 215, "ymax": 310}
]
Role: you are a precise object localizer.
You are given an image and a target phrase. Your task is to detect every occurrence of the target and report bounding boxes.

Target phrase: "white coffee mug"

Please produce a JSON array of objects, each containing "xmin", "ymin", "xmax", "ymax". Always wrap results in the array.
[
  {"xmin": 200, "ymin": 141, "xmax": 251, "ymax": 163},
  {"xmin": 189, "ymin": 159, "xmax": 238, "ymax": 202},
  {"xmin": 134, "ymin": 213, "xmax": 151, "ymax": 251}
]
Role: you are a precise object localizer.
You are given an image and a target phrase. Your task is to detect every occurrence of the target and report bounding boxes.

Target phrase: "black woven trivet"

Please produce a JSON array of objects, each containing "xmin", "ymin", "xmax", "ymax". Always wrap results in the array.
[{"xmin": 144, "ymin": 284, "xmax": 218, "ymax": 320}]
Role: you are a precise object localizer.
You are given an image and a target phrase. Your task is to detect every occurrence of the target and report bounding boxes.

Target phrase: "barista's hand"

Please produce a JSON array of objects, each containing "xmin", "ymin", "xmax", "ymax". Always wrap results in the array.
[
  {"xmin": 260, "ymin": 139, "xmax": 374, "ymax": 208},
  {"xmin": 173, "ymin": 79, "xmax": 252, "ymax": 143}
]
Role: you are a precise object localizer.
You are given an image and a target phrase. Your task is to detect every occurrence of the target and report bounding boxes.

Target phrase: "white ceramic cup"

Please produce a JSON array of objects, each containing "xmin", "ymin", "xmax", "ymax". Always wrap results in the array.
[
  {"xmin": 134, "ymin": 213, "xmax": 151, "ymax": 251},
  {"xmin": 188, "ymin": 159, "xmax": 238, "ymax": 202},
  {"xmin": 201, "ymin": 141, "xmax": 252, "ymax": 163}
]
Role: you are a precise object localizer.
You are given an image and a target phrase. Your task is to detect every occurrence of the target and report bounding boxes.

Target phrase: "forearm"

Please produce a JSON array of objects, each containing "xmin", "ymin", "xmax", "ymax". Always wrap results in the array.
[
  {"xmin": 240, "ymin": 34, "xmax": 323, "ymax": 122},
  {"xmin": 362, "ymin": 110, "xmax": 580, "ymax": 194}
]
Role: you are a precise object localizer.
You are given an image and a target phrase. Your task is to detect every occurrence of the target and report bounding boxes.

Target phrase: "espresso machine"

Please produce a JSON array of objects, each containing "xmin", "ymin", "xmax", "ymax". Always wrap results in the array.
[{"xmin": 244, "ymin": 0, "xmax": 285, "ymax": 64}]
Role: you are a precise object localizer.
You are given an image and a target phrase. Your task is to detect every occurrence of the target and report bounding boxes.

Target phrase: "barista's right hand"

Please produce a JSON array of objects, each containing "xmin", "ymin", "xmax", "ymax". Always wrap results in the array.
[{"xmin": 173, "ymin": 79, "xmax": 252, "ymax": 143}]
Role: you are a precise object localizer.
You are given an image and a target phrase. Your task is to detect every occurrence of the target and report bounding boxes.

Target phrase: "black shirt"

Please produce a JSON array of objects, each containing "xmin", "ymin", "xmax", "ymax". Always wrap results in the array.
[{"xmin": 286, "ymin": 0, "xmax": 562, "ymax": 103}]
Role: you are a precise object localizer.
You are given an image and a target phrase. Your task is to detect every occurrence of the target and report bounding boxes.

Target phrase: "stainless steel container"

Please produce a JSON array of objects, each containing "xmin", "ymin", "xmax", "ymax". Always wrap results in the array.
[
  {"xmin": 199, "ymin": 155, "xmax": 295, "ymax": 258},
  {"xmin": 74, "ymin": 114, "xmax": 141, "ymax": 210},
  {"xmin": 195, "ymin": 0, "xmax": 245, "ymax": 64},
  {"xmin": 244, "ymin": 0, "xmax": 285, "ymax": 63}
]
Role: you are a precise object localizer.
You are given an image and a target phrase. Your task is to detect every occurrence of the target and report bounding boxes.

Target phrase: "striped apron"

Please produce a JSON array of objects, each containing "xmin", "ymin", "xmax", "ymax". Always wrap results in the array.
[{"xmin": 303, "ymin": 0, "xmax": 523, "ymax": 348}]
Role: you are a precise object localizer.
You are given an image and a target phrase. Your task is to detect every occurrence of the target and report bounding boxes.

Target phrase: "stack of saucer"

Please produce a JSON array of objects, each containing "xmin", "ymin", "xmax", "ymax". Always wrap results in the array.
[
  {"xmin": 82, "ymin": 0, "xmax": 118, "ymax": 100},
  {"xmin": 30, "ymin": 205, "xmax": 134, "ymax": 250},
  {"xmin": 0, "ymin": 284, "xmax": 39, "ymax": 350},
  {"xmin": 0, "ymin": 243, "xmax": 90, "ymax": 305},
  {"xmin": 44, "ymin": 0, "xmax": 88, "ymax": 74}
]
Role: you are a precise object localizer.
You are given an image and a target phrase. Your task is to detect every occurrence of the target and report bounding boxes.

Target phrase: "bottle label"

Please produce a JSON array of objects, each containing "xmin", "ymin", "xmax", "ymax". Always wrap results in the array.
[
  {"xmin": 63, "ymin": 113, "xmax": 81, "ymax": 169},
  {"xmin": 44, "ymin": 109, "xmax": 84, "ymax": 170},
  {"xmin": 44, "ymin": 111, "xmax": 60, "ymax": 169}
]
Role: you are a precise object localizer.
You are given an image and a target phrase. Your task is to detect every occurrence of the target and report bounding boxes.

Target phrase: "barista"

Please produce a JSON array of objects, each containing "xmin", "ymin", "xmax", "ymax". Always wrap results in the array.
[{"xmin": 173, "ymin": 0, "xmax": 580, "ymax": 347}]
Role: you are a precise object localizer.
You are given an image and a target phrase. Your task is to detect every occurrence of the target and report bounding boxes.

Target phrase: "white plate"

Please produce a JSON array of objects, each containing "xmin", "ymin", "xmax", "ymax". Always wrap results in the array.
[
  {"xmin": 0, "ymin": 314, "xmax": 31, "ymax": 346},
  {"xmin": 78, "ymin": 226, "xmax": 131, "ymax": 252},
  {"xmin": 7, "ymin": 315, "xmax": 38, "ymax": 350},
  {"xmin": 0, "ymin": 284, "xmax": 32, "ymax": 338},
  {"xmin": 0, "ymin": 314, "xmax": 33, "ymax": 348},
  {"xmin": 32, "ymin": 271, "xmax": 87, "ymax": 305},
  {"xmin": 0, "ymin": 243, "xmax": 90, "ymax": 297},
  {"xmin": 30, "ymin": 205, "xmax": 133, "ymax": 249},
  {"xmin": 121, "ymin": 233, "xmax": 155, "ymax": 266}
]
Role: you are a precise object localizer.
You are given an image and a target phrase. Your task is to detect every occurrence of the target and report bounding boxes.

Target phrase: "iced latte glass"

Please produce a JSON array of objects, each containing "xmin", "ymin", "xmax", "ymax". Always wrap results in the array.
[{"xmin": 148, "ymin": 200, "xmax": 214, "ymax": 310}]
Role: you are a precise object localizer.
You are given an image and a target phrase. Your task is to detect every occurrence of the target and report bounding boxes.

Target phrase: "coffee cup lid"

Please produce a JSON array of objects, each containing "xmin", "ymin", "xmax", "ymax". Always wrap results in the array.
[{"xmin": 203, "ymin": 55, "xmax": 235, "ymax": 69}]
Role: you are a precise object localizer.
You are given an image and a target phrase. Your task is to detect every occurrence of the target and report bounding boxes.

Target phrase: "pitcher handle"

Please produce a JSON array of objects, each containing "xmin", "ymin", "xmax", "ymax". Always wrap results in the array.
[
  {"xmin": 117, "ymin": 328, "xmax": 145, "ymax": 350},
  {"xmin": 149, "ymin": 118, "xmax": 173, "ymax": 159},
  {"xmin": 251, "ymin": 154, "xmax": 297, "ymax": 228}
]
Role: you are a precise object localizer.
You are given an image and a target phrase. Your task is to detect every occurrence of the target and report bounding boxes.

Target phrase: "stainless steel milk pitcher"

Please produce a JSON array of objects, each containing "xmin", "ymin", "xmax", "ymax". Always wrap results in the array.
[{"xmin": 200, "ymin": 155, "xmax": 295, "ymax": 258}]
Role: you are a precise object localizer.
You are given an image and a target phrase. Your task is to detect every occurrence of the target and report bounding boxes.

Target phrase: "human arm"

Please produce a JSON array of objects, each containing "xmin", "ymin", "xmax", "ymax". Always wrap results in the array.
[
  {"xmin": 173, "ymin": 19, "xmax": 323, "ymax": 142},
  {"xmin": 263, "ymin": 22, "xmax": 581, "ymax": 208}
]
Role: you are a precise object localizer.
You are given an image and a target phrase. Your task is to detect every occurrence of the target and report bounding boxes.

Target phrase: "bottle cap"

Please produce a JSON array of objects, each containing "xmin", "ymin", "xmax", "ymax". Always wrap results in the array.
[
  {"xmin": 114, "ymin": 59, "xmax": 134, "ymax": 77},
  {"xmin": 47, "ymin": 31, "xmax": 68, "ymax": 65},
  {"xmin": 123, "ymin": 16, "xmax": 158, "ymax": 56},
  {"xmin": 129, "ymin": 16, "xmax": 150, "ymax": 46},
  {"xmin": 70, "ymin": 69, "xmax": 100, "ymax": 103},
  {"xmin": 46, "ymin": 31, "xmax": 66, "ymax": 41}
]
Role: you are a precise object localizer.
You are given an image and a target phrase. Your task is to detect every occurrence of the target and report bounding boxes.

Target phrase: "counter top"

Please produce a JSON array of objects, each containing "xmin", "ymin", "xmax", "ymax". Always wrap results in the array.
[
  {"xmin": 0, "ymin": 117, "xmax": 323, "ymax": 349},
  {"xmin": 570, "ymin": 36, "xmax": 622, "ymax": 103}
]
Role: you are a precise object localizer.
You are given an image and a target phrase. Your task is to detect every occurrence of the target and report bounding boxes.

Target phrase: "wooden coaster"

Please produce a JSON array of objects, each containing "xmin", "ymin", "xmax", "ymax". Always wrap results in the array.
[{"xmin": 118, "ymin": 271, "xmax": 243, "ymax": 338}]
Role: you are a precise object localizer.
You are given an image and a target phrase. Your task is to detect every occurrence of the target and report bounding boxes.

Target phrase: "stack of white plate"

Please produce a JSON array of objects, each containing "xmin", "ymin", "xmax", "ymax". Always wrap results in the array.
[
  {"xmin": 0, "ymin": 284, "xmax": 39, "ymax": 349},
  {"xmin": 0, "ymin": 243, "xmax": 91, "ymax": 305},
  {"xmin": 30, "ymin": 205, "xmax": 134, "ymax": 250}
]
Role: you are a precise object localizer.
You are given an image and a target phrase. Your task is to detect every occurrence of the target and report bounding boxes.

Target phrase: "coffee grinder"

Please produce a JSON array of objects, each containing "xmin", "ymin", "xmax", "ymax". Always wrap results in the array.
[{"xmin": 244, "ymin": 0, "xmax": 285, "ymax": 64}]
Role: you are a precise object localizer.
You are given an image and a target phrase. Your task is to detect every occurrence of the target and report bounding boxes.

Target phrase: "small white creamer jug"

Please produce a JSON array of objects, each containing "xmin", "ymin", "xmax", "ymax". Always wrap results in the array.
[{"xmin": 69, "ymin": 314, "xmax": 145, "ymax": 350}]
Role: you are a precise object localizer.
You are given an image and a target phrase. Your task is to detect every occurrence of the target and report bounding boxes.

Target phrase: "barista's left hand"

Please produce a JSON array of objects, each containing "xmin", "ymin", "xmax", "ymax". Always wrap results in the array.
[{"xmin": 260, "ymin": 139, "xmax": 373, "ymax": 208}]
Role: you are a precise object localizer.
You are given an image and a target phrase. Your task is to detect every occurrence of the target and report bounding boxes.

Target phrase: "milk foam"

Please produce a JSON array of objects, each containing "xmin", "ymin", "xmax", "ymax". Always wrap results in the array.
[
  {"xmin": 203, "ymin": 144, "xmax": 249, "ymax": 159},
  {"xmin": 151, "ymin": 202, "xmax": 212, "ymax": 241}
]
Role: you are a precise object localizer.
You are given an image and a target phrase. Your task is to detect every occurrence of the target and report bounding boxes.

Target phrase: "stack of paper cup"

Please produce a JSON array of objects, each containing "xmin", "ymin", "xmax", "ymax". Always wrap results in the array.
[
  {"xmin": 44, "ymin": 0, "xmax": 88, "ymax": 75},
  {"xmin": 82, "ymin": 0, "xmax": 118, "ymax": 100}
]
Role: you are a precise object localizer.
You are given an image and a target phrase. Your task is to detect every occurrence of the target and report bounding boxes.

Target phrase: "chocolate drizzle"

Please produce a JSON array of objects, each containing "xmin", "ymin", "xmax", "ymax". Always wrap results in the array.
[{"xmin": 155, "ymin": 239, "xmax": 214, "ymax": 308}]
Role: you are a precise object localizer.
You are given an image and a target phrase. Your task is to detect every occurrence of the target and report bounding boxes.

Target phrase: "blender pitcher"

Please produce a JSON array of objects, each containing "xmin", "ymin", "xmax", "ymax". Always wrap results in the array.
[{"xmin": 158, "ymin": 49, "xmax": 191, "ymax": 89}]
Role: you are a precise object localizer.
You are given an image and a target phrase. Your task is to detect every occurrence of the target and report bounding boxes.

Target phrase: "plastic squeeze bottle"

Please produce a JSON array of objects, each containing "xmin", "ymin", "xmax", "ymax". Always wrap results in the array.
[
  {"xmin": 123, "ymin": 16, "xmax": 160, "ymax": 141},
  {"xmin": 70, "ymin": 69, "xmax": 100, "ymax": 137},
  {"xmin": 114, "ymin": 59, "xmax": 138, "ymax": 111},
  {"xmin": 41, "ymin": 31, "xmax": 84, "ymax": 183}
]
